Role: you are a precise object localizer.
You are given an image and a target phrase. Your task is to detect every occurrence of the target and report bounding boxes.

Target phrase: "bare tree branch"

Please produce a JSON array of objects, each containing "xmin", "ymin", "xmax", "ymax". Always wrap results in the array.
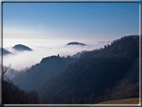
[{"xmin": 1, "ymin": 64, "xmax": 11, "ymax": 81}]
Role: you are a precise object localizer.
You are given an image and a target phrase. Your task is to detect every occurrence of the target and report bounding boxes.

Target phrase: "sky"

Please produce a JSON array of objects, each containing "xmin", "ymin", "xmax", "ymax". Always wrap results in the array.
[
  {"xmin": 1, "ymin": 2, "xmax": 140, "ymax": 71},
  {"xmin": 3, "ymin": 2, "xmax": 139, "ymax": 40}
]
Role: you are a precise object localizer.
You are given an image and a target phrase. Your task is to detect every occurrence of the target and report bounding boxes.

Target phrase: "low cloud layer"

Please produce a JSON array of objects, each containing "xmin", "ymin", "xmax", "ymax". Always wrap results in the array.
[{"xmin": 3, "ymin": 38, "xmax": 111, "ymax": 71}]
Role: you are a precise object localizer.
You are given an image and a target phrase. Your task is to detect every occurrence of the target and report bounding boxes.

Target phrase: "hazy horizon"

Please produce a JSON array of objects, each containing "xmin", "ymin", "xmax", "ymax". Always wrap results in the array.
[
  {"xmin": 2, "ymin": 2, "xmax": 139, "ymax": 70},
  {"xmin": 3, "ymin": 37, "xmax": 113, "ymax": 70}
]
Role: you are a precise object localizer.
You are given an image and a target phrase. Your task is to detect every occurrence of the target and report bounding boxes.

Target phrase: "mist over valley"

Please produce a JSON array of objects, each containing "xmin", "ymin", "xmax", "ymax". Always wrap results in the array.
[
  {"xmin": 3, "ymin": 38, "xmax": 111, "ymax": 71},
  {"xmin": 2, "ymin": 35, "xmax": 139, "ymax": 104}
]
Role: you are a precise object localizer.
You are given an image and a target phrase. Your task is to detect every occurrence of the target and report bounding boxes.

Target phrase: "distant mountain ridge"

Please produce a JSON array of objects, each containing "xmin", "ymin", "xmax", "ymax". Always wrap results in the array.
[
  {"xmin": 13, "ymin": 44, "xmax": 32, "ymax": 51},
  {"xmin": 67, "ymin": 42, "xmax": 86, "ymax": 46}
]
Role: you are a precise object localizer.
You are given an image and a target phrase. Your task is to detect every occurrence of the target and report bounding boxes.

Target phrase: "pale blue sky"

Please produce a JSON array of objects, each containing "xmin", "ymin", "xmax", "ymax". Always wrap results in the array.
[{"xmin": 3, "ymin": 2, "xmax": 139, "ymax": 41}]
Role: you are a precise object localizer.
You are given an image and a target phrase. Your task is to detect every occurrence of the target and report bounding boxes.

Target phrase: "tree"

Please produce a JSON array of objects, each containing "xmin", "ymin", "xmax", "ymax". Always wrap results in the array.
[
  {"xmin": 1, "ymin": 64, "xmax": 11, "ymax": 81},
  {"xmin": 2, "ymin": 65, "xmax": 41, "ymax": 104}
]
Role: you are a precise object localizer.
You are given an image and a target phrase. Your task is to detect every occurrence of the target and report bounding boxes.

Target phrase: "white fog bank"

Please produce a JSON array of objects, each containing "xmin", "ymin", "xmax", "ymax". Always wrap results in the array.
[{"xmin": 3, "ymin": 38, "xmax": 111, "ymax": 70}]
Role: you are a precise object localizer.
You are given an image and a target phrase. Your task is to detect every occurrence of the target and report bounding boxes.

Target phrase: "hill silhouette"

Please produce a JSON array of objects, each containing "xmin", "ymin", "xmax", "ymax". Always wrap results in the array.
[
  {"xmin": 13, "ymin": 44, "xmax": 32, "ymax": 51},
  {"xmin": 0, "ymin": 48, "xmax": 13, "ymax": 55},
  {"xmin": 67, "ymin": 42, "xmax": 86, "ymax": 46},
  {"xmin": 12, "ymin": 55, "xmax": 77, "ymax": 92}
]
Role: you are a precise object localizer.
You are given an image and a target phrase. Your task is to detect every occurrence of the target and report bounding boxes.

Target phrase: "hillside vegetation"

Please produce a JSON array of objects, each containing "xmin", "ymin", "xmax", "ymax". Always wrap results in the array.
[
  {"xmin": 2, "ymin": 65, "xmax": 41, "ymax": 104},
  {"xmin": 37, "ymin": 35, "xmax": 139, "ymax": 103},
  {"xmin": 12, "ymin": 55, "xmax": 77, "ymax": 91}
]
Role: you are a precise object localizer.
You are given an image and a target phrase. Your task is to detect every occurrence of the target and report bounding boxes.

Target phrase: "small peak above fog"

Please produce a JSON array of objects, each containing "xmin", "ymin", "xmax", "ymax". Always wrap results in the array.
[
  {"xmin": 13, "ymin": 44, "xmax": 32, "ymax": 51},
  {"xmin": 0, "ymin": 47, "xmax": 13, "ymax": 55},
  {"xmin": 67, "ymin": 42, "xmax": 86, "ymax": 46}
]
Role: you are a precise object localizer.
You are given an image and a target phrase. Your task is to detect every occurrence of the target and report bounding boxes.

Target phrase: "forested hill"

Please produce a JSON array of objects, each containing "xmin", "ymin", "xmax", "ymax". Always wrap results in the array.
[
  {"xmin": 37, "ymin": 35, "xmax": 139, "ymax": 103},
  {"xmin": 80, "ymin": 35, "xmax": 139, "ymax": 59},
  {"xmin": 12, "ymin": 55, "xmax": 77, "ymax": 91}
]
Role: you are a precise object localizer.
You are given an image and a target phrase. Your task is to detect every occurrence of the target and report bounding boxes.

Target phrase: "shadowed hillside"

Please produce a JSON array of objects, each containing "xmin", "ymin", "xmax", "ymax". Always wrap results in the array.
[
  {"xmin": 36, "ymin": 35, "xmax": 139, "ymax": 103},
  {"xmin": 2, "ymin": 65, "xmax": 41, "ymax": 104},
  {"xmin": 11, "ymin": 55, "xmax": 77, "ymax": 91}
]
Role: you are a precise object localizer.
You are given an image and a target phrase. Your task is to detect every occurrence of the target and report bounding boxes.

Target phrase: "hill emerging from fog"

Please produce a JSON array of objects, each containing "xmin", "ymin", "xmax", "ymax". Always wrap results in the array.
[
  {"xmin": 13, "ymin": 44, "xmax": 32, "ymax": 51},
  {"xmin": 67, "ymin": 42, "xmax": 86, "ymax": 46},
  {"xmin": 0, "ymin": 48, "xmax": 13, "ymax": 55}
]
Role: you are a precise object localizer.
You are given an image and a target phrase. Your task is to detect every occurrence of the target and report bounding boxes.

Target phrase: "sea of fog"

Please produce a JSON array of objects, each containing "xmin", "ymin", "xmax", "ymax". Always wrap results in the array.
[{"xmin": 3, "ymin": 38, "xmax": 111, "ymax": 71}]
